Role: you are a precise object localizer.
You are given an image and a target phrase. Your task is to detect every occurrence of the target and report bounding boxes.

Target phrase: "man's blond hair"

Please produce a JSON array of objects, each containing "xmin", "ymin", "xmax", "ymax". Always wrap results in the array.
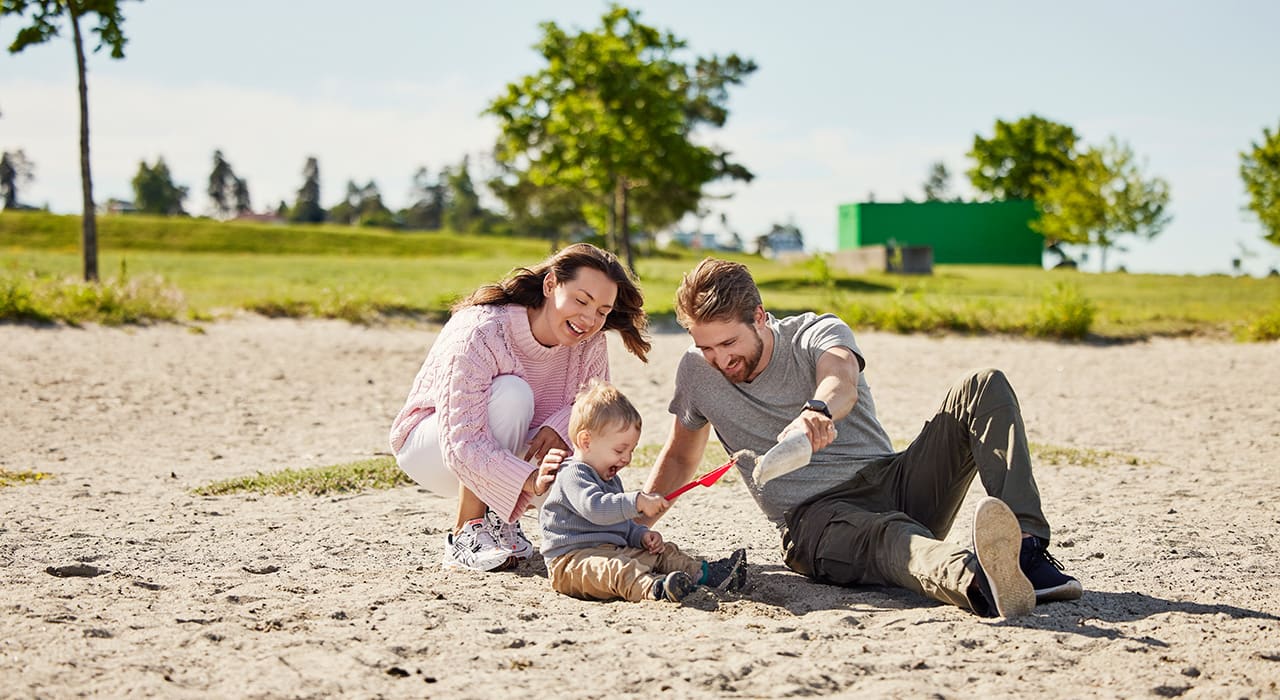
[
  {"xmin": 569, "ymin": 379, "xmax": 642, "ymax": 445},
  {"xmin": 675, "ymin": 257, "xmax": 762, "ymax": 328}
]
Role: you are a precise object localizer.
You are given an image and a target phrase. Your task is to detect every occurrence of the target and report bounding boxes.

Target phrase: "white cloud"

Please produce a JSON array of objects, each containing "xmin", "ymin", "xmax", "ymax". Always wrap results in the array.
[{"xmin": 1, "ymin": 75, "xmax": 498, "ymax": 214}]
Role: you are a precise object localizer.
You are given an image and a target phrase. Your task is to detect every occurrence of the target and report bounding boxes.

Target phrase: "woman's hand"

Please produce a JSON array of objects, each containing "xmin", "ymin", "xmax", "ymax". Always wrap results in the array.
[
  {"xmin": 525, "ymin": 447, "xmax": 567, "ymax": 497},
  {"xmin": 641, "ymin": 529, "xmax": 664, "ymax": 554},
  {"xmin": 524, "ymin": 426, "xmax": 569, "ymax": 463}
]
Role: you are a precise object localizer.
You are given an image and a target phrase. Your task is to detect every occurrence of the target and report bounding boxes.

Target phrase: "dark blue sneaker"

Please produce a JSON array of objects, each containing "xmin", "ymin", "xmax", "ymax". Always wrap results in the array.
[
  {"xmin": 1020, "ymin": 535, "xmax": 1083, "ymax": 603},
  {"xmin": 969, "ymin": 498, "xmax": 1034, "ymax": 618},
  {"xmin": 652, "ymin": 571, "xmax": 696, "ymax": 602},
  {"xmin": 703, "ymin": 548, "xmax": 748, "ymax": 592}
]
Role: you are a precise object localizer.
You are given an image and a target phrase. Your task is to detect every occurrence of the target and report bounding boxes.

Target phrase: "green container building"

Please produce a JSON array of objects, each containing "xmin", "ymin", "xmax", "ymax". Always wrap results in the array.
[{"xmin": 837, "ymin": 200, "xmax": 1044, "ymax": 265}]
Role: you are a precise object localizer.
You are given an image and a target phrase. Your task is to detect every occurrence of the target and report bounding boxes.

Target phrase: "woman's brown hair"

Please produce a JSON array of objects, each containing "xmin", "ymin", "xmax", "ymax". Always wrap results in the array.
[{"xmin": 456, "ymin": 243, "xmax": 650, "ymax": 362}]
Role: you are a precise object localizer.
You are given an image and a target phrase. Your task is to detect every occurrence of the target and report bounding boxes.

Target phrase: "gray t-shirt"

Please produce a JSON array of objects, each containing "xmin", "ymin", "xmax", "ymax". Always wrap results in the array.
[{"xmin": 668, "ymin": 312, "xmax": 894, "ymax": 526}]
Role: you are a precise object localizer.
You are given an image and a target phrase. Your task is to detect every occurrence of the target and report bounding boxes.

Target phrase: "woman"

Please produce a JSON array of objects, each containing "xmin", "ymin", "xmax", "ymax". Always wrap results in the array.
[{"xmin": 389, "ymin": 243, "xmax": 650, "ymax": 572}]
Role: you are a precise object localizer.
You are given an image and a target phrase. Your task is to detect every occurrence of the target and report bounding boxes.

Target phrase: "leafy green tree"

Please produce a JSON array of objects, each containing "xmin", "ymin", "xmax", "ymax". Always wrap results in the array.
[
  {"xmin": 922, "ymin": 161, "xmax": 953, "ymax": 202},
  {"xmin": 968, "ymin": 114, "xmax": 1080, "ymax": 201},
  {"xmin": 329, "ymin": 179, "xmax": 395, "ymax": 228},
  {"xmin": 1240, "ymin": 121, "xmax": 1280, "ymax": 247},
  {"xmin": 1031, "ymin": 138, "xmax": 1171, "ymax": 272},
  {"xmin": 487, "ymin": 4, "xmax": 756, "ymax": 271},
  {"xmin": 442, "ymin": 156, "xmax": 483, "ymax": 233},
  {"xmin": 131, "ymin": 157, "xmax": 188, "ymax": 215},
  {"xmin": 0, "ymin": 149, "xmax": 35, "ymax": 209},
  {"xmin": 206, "ymin": 149, "xmax": 249, "ymax": 218},
  {"xmin": 489, "ymin": 175, "xmax": 587, "ymax": 249},
  {"xmin": 3, "ymin": 0, "xmax": 133, "ymax": 281},
  {"xmin": 290, "ymin": 156, "xmax": 324, "ymax": 223},
  {"xmin": 402, "ymin": 166, "xmax": 447, "ymax": 231}
]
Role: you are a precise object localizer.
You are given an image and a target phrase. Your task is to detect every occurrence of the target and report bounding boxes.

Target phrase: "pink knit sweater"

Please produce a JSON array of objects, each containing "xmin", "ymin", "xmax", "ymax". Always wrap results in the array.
[{"xmin": 389, "ymin": 303, "xmax": 610, "ymax": 521}]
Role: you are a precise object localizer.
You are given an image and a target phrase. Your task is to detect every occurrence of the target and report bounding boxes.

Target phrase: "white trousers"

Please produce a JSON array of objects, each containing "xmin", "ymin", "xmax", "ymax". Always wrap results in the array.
[{"xmin": 395, "ymin": 374, "xmax": 536, "ymax": 498}]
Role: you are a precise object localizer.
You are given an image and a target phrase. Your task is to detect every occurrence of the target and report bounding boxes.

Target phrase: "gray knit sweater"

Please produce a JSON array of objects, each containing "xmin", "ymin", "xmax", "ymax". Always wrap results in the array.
[{"xmin": 538, "ymin": 459, "xmax": 649, "ymax": 560}]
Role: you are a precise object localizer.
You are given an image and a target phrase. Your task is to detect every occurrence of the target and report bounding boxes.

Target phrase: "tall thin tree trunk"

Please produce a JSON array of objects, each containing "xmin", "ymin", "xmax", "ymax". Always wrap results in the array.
[
  {"xmin": 70, "ymin": 9, "xmax": 98, "ymax": 282},
  {"xmin": 614, "ymin": 178, "xmax": 634, "ymax": 275}
]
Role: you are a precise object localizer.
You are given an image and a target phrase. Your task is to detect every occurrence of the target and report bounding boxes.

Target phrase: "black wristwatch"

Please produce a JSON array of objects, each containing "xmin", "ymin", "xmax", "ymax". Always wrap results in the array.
[{"xmin": 803, "ymin": 399, "xmax": 832, "ymax": 419}]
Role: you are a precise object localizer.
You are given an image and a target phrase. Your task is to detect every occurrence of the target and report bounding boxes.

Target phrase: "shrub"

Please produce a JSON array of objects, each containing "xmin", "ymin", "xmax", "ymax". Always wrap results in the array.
[{"xmin": 1026, "ymin": 282, "xmax": 1095, "ymax": 339}]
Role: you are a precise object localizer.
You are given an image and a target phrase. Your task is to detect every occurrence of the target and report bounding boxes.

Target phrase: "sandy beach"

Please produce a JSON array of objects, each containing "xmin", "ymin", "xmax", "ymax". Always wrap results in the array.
[{"xmin": 2, "ymin": 317, "xmax": 1278, "ymax": 698}]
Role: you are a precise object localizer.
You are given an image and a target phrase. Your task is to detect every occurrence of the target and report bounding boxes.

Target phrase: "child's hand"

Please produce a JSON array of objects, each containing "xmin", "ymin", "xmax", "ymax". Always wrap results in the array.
[
  {"xmin": 641, "ymin": 529, "xmax": 664, "ymax": 554},
  {"xmin": 635, "ymin": 491, "xmax": 669, "ymax": 518},
  {"xmin": 529, "ymin": 448, "xmax": 568, "ymax": 496}
]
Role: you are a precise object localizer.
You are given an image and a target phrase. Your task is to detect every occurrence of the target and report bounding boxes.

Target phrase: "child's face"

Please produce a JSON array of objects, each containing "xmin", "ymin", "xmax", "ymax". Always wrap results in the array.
[{"xmin": 578, "ymin": 422, "xmax": 641, "ymax": 481}]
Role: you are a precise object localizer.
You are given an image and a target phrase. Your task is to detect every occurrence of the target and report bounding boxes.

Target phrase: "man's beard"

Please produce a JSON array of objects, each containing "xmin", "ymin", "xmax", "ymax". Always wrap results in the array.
[{"xmin": 719, "ymin": 331, "xmax": 764, "ymax": 383}]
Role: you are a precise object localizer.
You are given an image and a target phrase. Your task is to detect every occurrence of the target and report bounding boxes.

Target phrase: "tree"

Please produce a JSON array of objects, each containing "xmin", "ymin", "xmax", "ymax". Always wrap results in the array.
[
  {"xmin": 442, "ymin": 156, "xmax": 483, "ymax": 233},
  {"xmin": 206, "ymin": 149, "xmax": 249, "ymax": 218},
  {"xmin": 922, "ymin": 161, "xmax": 953, "ymax": 202},
  {"xmin": 402, "ymin": 166, "xmax": 447, "ymax": 230},
  {"xmin": 487, "ymin": 4, "xmax": 756, "ymax": 271},
  {"xmin": 131, "ymin": 157, "xmax": 188, "ymax": 215},
  {"xmin": 0, "ymin": 149, "xmax": 35, "ymax": 209},
  {"xmin": 1031, "ymin": 138, "xmax": 1171, "ymax": 272},
  {"xmin": 3, "ymin": 0, "xmax": 133, "ymax": 281},
  {"xmin": 968, "ymin": 114, "xmax": 1080, "ymax": 201},
  {"xmin": 231, "ymin": 176, "xmax": 250, "ymax": 214},
  {"xmin": 1240, "ymin": 121, "xmax": 1280, "ymax": 247},
  {"xmin": 290, "ymin": 156, "xmax": 324, "ymax": 223},
  {"xmin": 328, "ymin": 179, "xmax": 395, "ymax": 228}
]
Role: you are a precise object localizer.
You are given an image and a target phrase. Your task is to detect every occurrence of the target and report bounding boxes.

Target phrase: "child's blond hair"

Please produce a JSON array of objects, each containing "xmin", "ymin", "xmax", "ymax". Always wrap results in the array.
[{"xmin": 569, "ymin": 379, "xmax": 642, "ymax": 445}]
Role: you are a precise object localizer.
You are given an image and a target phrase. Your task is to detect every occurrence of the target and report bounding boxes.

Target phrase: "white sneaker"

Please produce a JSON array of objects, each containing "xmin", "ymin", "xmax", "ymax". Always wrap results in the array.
[
  {"xmin": 485, "ymin": 509, "xmax": 535, "ymax": 560},
  {"xmin": 441, "ymin": 518, "xmax": 515, "ymax": 572}
]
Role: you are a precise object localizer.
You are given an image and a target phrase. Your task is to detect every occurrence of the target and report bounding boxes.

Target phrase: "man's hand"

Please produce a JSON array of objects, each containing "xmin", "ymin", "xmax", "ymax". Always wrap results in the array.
[
  {"xmin": 636, "ymin": 491, "xmax": 670, "ymax": 518},
  {"xmin": 525, "ymin": 447, "xmax": 567, "ymax": 496},
  {"xmin": 778, "ymin": 410, "xmax": 838, "ymax": 453},
  {"xmin": 524, "ymin": 426, "xmax": 569, "ymax": 463},
  {"xmin": 641, "ymin": 529, "xmax": 664, "ymax": 554}
]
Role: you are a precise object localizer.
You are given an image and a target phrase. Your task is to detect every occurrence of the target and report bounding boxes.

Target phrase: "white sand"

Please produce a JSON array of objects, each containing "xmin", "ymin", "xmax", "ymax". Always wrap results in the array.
[{"xmin": 1, "ymin": 318, "xmax": 1278, "ymax": 698}]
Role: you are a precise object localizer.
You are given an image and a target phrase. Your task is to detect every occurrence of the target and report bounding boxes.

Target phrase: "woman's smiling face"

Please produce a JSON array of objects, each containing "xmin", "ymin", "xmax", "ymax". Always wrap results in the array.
[{"xmin": 532, "ymin": 267, "xmax": 618, "ymax": 347}]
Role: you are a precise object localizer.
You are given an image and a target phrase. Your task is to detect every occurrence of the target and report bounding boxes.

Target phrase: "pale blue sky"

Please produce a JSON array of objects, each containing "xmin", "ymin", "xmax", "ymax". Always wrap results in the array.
[{"xmin": 3, "ymin": 0, "xmax": 1279, "ymax": 274}]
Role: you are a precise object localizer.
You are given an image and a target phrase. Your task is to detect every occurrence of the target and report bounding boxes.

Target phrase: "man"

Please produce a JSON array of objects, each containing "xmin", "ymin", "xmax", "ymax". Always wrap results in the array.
[{"xmin": 642, "ymin": 258, "xmax": 1081, "ymax": 618}]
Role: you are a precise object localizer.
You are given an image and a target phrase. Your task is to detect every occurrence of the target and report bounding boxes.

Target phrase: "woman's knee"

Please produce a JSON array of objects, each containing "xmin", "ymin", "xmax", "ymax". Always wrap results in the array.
[{"xmin": 490, "ymin": 374, "xmax": 535, "ymax": 419}]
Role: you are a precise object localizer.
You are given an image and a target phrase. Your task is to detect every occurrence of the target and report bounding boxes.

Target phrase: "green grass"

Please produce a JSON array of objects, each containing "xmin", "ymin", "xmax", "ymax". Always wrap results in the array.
[
  {"xmin": 192, "ymin": 456, "xmax": 411, "ymax": 496},
  {"xmin": 4, "ymin": 211, "xmax": 1279, "ymax": 339},
  {"xmin": 0, "ymin": 468, "xmax": 53, "ymax": 488}
]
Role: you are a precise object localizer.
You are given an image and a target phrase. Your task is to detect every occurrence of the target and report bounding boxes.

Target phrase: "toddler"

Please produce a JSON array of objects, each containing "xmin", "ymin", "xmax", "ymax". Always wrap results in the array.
[{"xmin": 539, "ymin": 380, "xmax": 747, "ymax": 602}]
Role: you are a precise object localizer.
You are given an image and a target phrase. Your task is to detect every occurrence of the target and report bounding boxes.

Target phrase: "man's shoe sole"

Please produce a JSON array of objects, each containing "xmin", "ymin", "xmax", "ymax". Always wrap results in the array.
[
  {"xmin": 973, "ymin": 497, "xmax": 1035, "ymax": 618},
  {"xmin": 1035, "ymin": 579, "xmax": 1084, "ymax": 603}
]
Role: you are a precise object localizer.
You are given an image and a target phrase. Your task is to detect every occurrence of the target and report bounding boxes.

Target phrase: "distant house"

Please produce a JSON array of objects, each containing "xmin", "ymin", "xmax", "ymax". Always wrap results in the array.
[
  {"xmin": 658, "ymin": 230, "xmax": 743, "ymax": 252},
  {"xmin": 755, "ymin": 224, "xmax": 805, "ymax": 259},
  {"xmin": 837, "ymin": 200, "xmax": 1043, "ymax": 265},
  {"xmin": 99, "ymin": 198, "xmax": 137, "ymax": 215}
]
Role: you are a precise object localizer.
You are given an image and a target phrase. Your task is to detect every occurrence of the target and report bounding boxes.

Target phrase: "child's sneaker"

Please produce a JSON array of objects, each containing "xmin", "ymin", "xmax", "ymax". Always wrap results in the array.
[
  {"xmin": 651, "ymin": 571, "xmax": 696, "ymax": 602},
  {"xmin": 1020, "ymin": 535, "xmax": 1083, "ymax": 603},
  {"xmin": 703, "ymin": 548, "xmax": 748, "ymax": 591},
  {"xmin": 441, "ymin": 518, "xmax": 516, "ymax": 572},
  {"xmin": 485, "ymin": 509, "xmax": 534, "ymax": 560}
]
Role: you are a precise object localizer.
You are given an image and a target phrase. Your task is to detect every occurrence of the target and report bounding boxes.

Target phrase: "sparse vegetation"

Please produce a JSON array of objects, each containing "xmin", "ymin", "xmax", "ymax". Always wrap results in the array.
[
  {"xmin": 0, "ymin": 468, "xmax": 53, "ymax": 488},
  {"xmin": 193, "ymin": 457, "xmax": 411, "ymax": 497}
]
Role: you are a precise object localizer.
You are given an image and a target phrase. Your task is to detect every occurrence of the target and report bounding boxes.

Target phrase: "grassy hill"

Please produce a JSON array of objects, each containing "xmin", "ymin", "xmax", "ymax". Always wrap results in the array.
[{"xmin": 3, "ymin": 211, "xmax": 1278, "ymax": 339}]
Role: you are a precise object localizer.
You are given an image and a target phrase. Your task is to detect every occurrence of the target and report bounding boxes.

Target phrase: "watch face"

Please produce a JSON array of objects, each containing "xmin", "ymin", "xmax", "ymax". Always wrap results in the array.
[{"xmin": 805, "ymin": 399, "xmax": 831, "ymax": 418}]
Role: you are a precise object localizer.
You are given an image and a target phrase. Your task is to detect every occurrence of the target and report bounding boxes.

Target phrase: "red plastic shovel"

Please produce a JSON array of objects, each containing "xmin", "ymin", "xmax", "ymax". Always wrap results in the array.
[{"xmin": 663, "ymin": 458, "xmax": 737, "ymax": 501}]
